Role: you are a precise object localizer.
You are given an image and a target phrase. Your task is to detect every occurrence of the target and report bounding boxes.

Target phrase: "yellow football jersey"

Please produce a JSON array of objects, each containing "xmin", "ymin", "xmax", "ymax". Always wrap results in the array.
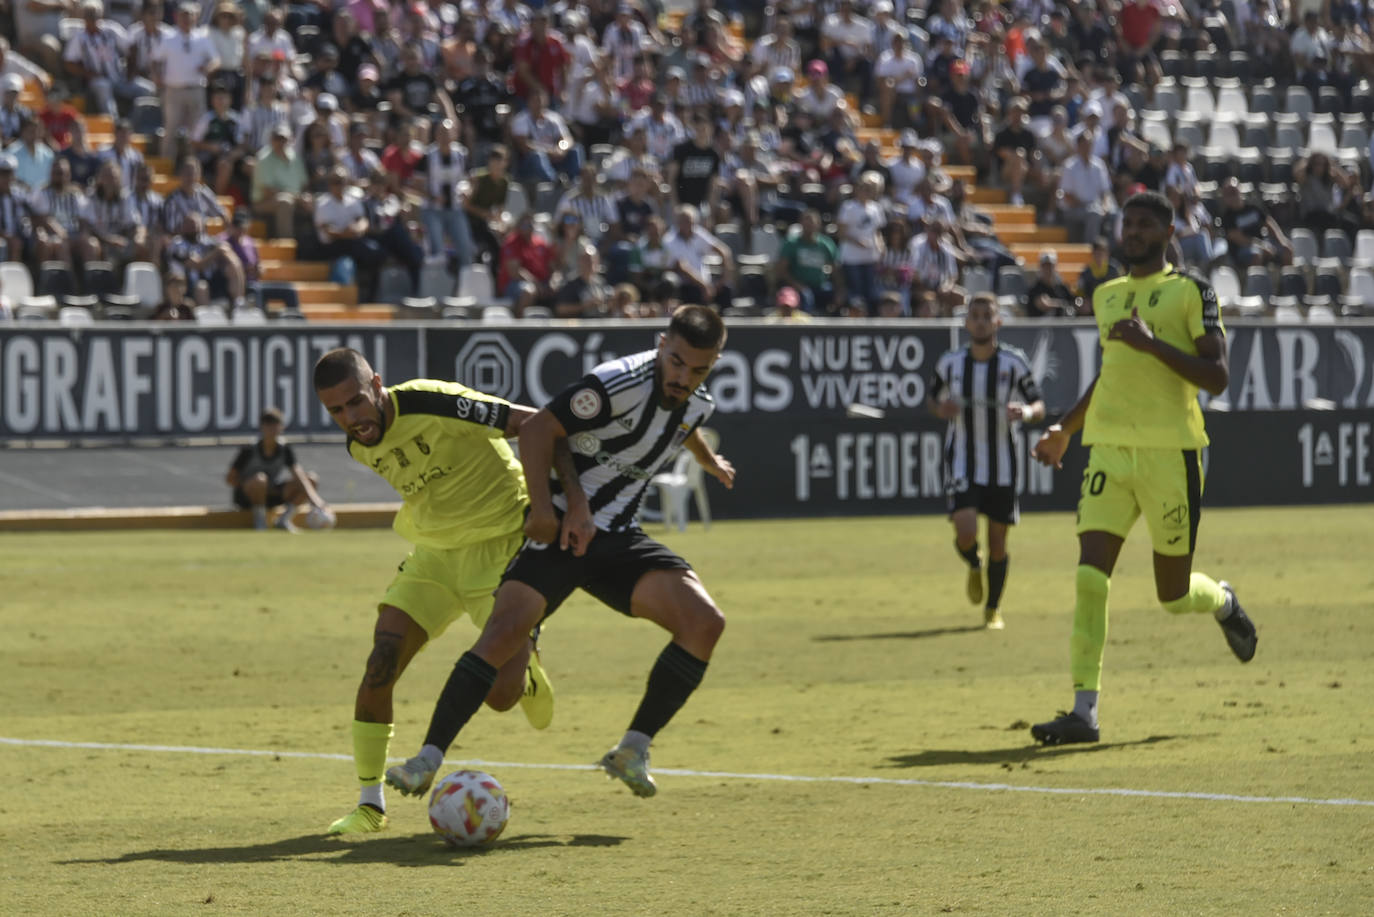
[
  {"xmin": 1086, "ymin": 264, "xmax": 1224, "ymax": 449},
  {"xmin": 348, "ymin": 379, "xmax": 528, "ymax": 549}
]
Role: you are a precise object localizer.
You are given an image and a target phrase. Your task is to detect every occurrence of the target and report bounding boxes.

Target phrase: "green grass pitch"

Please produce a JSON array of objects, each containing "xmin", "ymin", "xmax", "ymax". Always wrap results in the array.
[{"xmin": 3, "ymin": 506, "xmax": 1372, "ymax": 915}]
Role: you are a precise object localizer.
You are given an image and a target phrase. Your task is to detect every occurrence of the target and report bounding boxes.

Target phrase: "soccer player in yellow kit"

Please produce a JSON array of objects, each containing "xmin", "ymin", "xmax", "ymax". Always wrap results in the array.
[
  {"xmin": 314, "ymin": 348, "xmax": 568, "ymax": 833},
  {"xmin": 1030, "ymin": 191, "xmax": 1258, "ymax": 745}
]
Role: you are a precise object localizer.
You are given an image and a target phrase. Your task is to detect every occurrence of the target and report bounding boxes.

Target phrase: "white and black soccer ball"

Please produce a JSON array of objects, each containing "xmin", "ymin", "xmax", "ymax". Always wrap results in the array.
[
  {"xmin": 302, "ymin": 506, "xmax": 337, "ymax": 530},
  {"xmin": 428, "ymin": 770, "xmax": 510, "ymax": 847}
]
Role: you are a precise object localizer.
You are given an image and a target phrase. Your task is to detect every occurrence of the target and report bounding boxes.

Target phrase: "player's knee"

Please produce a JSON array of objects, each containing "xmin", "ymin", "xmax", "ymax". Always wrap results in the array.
[{"xmin": 685, "ymin": 600, "xmax": 725, "ymax": 647}]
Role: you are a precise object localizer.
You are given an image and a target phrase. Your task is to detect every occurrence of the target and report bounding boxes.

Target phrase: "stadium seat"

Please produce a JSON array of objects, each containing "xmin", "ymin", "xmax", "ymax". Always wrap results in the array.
[
  {"xmin": 1339, "ymin": 122, "xmax": 1368, "ymax": 153},
  {"xmin": 1184, "ymin": 85, "xmax": 1215, "ymax": 119},
  {"xmin": 417, "ymin": 261, "xmax": 455, "ymax": 300},
  {"xmin": 1210, "ymin": 265, "xmax": 1241, "ymax": 310},
  {"xmin": 1277, "ymin": 266, "xmax": 1309, "ymax": 298},
  {"xmin": 714, "ymin": 223, "xmax": 744, "ymax": 260},
  {"xmin": 83, "ymin": 261, "xmax": 118, "ymax": 298},
  {"xmin": 1285, "ymin": 86, "xmax": 1315, "ymax": 119},
  {"xmin": 1322, "ymin": 229, "xmax": 1353, "ymax": 261},
  {"xmin": 456, "ymin": 263, "xmax": 507, "ymax": 307},
  {"xmin": 0, "ymin": 261, "xmax": 33, "ymax": 302},
  {"xmin": 480, "ymin": 304, "xmax": 514, "ymax": 321},
  {"xmin": 504, "ymin": 183, "xmax": 528, "ymax": 222},
  {"xmin": 122, "ymin": 262, "xmax": 162, "ymax": 309},
  {"xmin": 1354, "ymin": 230, "xmax": 1374, "ymax": 266},
  {"xmin": 1234, "ymin": 150, "xmax": 1264, "ymax": 185},
  {"xmin": 963, "ymin": 265, "xmax": 993, "ymax": 296},
  {"xmin": 1316, "ymin": 86, "xmax": 1343, "ymax": 116},
  {"xmin": 1242, "ymin": 265, "xmax": 1272, "ymax": 300},
  {"xmin": 195, "ymin": 305, "xmax": 229, "ymax": 324},
  {"xmin": 57, "ymin": 305, "xmax": 93, "ymax": 326},
  {"xmin": 749, "ymin": 226, "xmax": 781, "ymax": 261},
  {"xmin": 1271, "ymin": 299, "xmax": 1303, "ymax": 321},
  {"xmin": 1249, "ymin": 85, "xmax": 1277, "ymax": 116},
  {"xmin": 36, "ymin": 262, "xmax": 75, "ymax": 299},
  {"xmin": 523, "ymin": 305, "xmax": 553, "ymax": 319},
  {"xmin": 1290, "ymin": 228, "xmax": 1319, "ymax": 264},
  {"xmin": 1227, "ymin": 51, "xmax": 1251, "ymax": 84},
  {"xmin": 1345, "ymin": 266, "xmax": 1374, "ymax": 306},
  {"xmin": 1173, "ymin": 118, "xmax": 1205, "ymax": 150},
  {"xmin": 532, "ymin": 182, "xmax": 563, "ymax": 216},
  {"xmin": 15, "ymin": 304, "xmax": 52, "ymax": 321},
  {"xmin": 1308, "ymin": 122, "xmax": 1339, "ymax": 156},
  {"xmin": 1240, "ymin": 115, "xmax": 1271, "ymax": 150},
  {"xmin": 1208, "ymin": 121, "xmax": 1240, "ymax": 150},
  {"xmin": 375, "ymin": 265, "xmax": 413, "ymax": 304},
  {"xmin": 1265, "ymin": 149, "xmax": 1295, "ymax": 184},
  {"xmin": 1273, "ymin": 123, "xmax": 1303, "ymax": 155},
  {"xmin": 1160, "ymin": 50, "xmax": 1185, "ymax": 81},
  {"xmin": 130, "ymin": 97, "xmax": 162, "ymax": 136},
  {"xmin": 1307, "ymin": 301, "xmax": 1337, "ymax": 322},
  {"xmin": 1215, "ymin": 86, "xmax": 1249, "ymax": 121},
  {"xmin": 231, "ymin": 306, "xmax": 268, "ymax": 324},
  {"xmin": 651, "ymin": 427, "xmax": 719, "ymax": 531},
  {"xmin": 1313, "ymin": 265, "xmax": 1344, "ymax": 299},
  {"xmin": 1154, "ymin": 84, "xmax": 1182, "ymax": 119},
  {"xmin": 1141, "ymin": 116, "xmax": 1172, "ymax": 150}
]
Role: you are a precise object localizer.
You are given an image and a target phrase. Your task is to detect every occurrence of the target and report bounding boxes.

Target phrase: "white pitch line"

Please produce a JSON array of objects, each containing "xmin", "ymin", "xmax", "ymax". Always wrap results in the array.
[{"xmin": 3, "ymin": 736, "xmax": 1372, "ymax": 809}]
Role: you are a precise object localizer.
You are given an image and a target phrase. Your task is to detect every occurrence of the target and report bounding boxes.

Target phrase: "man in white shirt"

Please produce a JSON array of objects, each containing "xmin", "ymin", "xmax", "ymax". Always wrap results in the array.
[
  {"xmin": 151, "ymin": 0, "xmax": 220, "ymax": 157},
  {"xmin": 64, "ymin": 0, "xmax": 150, "ymax": 117},
  {"xmin": 820, "ymin": 0, "xmax": 874, "ymax": 106},
  {"xmin": 508, "ymin": 86, "xmax": 581, "ymax": 184},
  {"xmin": 123, "ymin": 1, "xmax": 172, "ymax": 85},
  {"xmin": 835, "ymin": 170, "xmax": 887, "ymax": 310},
  {"xmin": 795, "ymin": 59, "xmax": 845, "ymax": 121},
  {"xmin": 1056, "ymin": 130, "xmax": 1114, "ymax": 244},
  {"xmin": 662, "ymin": 203, "xmax": 734, "ymax": 310},
  {"xmin": 874, "ymin": 31, "xmax": 923, "ymax": 127},
  {"xmin": 885, "ymin": 130, "xmax": 927, "ymax": 206}
]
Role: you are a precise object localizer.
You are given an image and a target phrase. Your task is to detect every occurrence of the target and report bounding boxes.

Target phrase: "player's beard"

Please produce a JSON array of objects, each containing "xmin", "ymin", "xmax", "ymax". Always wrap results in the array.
[
  {"xmin": 1122, "ymin": 238, "xmax": 1165, "ymax": 266},
  {"xmin": 659, "ymin": 383, "xmax": 690, "ymax": 409},
  {"xmin": 352, "ymin": 393, "xmax": 389, "ymax": 445},
  {"xmin": 969, "ymin": 330, "xmax": 996, "ymax": 346}
]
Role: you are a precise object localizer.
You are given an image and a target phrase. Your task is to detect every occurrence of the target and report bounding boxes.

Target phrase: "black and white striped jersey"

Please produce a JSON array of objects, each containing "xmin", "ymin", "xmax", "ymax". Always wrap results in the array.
[
  {"xmin": 548, "ymin": 350, "xmax": 714, "ymax": 533},
  {"xmin": 929, "ymin": 344, "xmax": 1042, "ymax": 491}
]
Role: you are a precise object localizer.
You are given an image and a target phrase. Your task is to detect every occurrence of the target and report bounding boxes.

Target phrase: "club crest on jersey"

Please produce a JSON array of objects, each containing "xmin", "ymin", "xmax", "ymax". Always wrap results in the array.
[
  {"xmin": 571, "ymin": 432, "xmax": 601, "ymax": 455},
  {"xmin": 670, "ymin": 421, "xmax": 692, "ymax": 449},
  {"xmin": 570, "ymin": 388, "xmax": 602, "ymax": 419},
  {"xmin": 1148, "ymin": 290, "xmax": 1162, "ymax": 309}
]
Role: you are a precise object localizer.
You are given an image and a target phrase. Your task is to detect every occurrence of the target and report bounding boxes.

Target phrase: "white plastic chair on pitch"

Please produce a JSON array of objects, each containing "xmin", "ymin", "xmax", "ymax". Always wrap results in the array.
[{"xmin": 650, "ymin": 428, "xmax": 720, "ymax": 532}]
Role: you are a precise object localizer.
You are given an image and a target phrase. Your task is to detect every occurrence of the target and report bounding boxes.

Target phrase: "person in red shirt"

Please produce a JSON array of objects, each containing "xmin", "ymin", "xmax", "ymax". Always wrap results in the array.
[
  {"xmin": 511, "ymin": 9, "xmax": 569, "ymax": 102},
  {"xmin": 619, "ymin": 55, "xmax": 656, "ymax": 113},
  {"xmin": 1116, "ymin": 0, "xmax": 1163, "ymax": 87},
  {"xmin": 39, "ymin": 93, "xmax": 81, "ymax": 151},
  {"xmin": 380, "ymin": 118, "xmax": 425, "ymax": 185},
  {"xmin": 497, "ymin": 211, "xmax": 554, "ymax": 315}
]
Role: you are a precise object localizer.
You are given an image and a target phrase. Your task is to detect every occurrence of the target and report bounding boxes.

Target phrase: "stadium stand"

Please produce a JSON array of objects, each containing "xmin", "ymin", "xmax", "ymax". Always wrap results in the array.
[{"xmin": 0, "ymin": 0, "xmax": 1370, "ymax": 323}]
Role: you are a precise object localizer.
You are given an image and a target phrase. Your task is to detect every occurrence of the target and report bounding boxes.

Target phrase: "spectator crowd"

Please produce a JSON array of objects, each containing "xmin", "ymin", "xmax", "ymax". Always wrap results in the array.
[{"xmin": 0, "ymin": 0, "xmax": 1372, "ymax": 322}]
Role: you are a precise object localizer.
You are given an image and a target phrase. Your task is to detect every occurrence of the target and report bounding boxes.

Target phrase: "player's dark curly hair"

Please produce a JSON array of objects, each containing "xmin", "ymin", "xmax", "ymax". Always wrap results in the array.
[
  {"xmin": 668, "ymin": 304, "xmax": 727, "ymax": 350},
  {"xmin": 313, "ymin": 347, "xmax": 372, "ymax": 390},
  {"xmin": 1123, "ymin": 190, "xmax": 1174, "ymax": 228}
]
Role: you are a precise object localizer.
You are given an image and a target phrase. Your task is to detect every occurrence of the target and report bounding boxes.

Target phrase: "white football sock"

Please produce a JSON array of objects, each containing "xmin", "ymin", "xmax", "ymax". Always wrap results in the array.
[
  {"xmin": 1073, "ymin": 690, "xmax": 1099, "ymax": 728},
  {"xmin": 359, "ymin": 783, "xmax": 384, "ymax": 812}
]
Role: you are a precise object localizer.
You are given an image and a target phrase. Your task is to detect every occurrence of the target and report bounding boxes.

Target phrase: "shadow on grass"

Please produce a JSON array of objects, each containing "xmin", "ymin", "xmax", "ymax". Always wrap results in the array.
[
  {"xmin": 812, "ymin": 625, "xmax": 988, "ymax": 642},
  {"xmin": 59, "ymin": 832, "xmax": 628, "ymax": 867},
  {"xmin": 884, "ymin": 735, "xmax": 1182, "ymax": 768}
]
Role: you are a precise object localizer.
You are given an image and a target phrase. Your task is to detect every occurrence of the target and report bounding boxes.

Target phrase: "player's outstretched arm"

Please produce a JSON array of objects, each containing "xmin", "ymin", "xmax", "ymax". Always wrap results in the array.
[
  {"xmin": 1034, "ymin": 376, "xmax": 1097, "ymax": 469},
  {"xmin": 518, "ymin": 408, "xmax": 564, "ymax": 543},
  {"xmin": 685, "ymin": 428, "xmax": 735, "ymax": 489}
]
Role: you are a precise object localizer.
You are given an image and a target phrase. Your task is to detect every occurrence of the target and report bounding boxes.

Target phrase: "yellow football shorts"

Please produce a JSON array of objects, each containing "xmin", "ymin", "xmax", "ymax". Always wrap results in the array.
[
  {"xmin": 379, "ymin": 530, "xmax": 525, "ymax": 639},
  {"xmin": 1075, "ymin": 445, "xmax": 1204, "ymax": 557}
]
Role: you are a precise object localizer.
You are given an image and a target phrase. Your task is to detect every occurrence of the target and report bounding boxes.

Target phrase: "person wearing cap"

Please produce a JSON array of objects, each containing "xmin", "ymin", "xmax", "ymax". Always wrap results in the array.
[
  {"xmin": 511, "ymin": 7, "xmax": 570, "ymax": 101},
  {"xmin": 820, "ymin": 0, "xmax": 875, "ymax": 106},
  {"xmin": 796, "ymin": 59, "xmax": 844, "ymax": 121},
  {"xmin": 306, "ymin": 91, "xmax": 348, "ymax": 149},
  {"xmin": 190, "ymin": 83, "xmax": 247, "ymax": 196},
  {"xmin": 1025, "ymin": 250, "xmax": 1075, "ymax": 317},
  {"xmin": 64, "ymin": 0, "xmax": 156, "ymax": 118},
  {"xmin": 1057, "ymin": 129, "xmax": 1114, "ymax": 244},
  {"xmin": 151, "ymin": 2, "xmax": 220, "ymax": 158},
  {"xmin": 227, "ymin": 407, "xmax": 330, "ymax": 533},
  {"xmin": 0, "ymin": 154, "xmax": 31, "ymax": 264},
  {"xmin": 88, "ymin": 157, "xmax": 145, "ymax": 272},
  {"xmin": 251, "ymin": 121, "xmax": 308, "ymax": 239},
  {"xmin": 206, "ymin": 0, "xmax": 245, "ymax": 107},
  {"xmin": 874, "ymin": 30, "xmax": 923, "ymax": 127},
  {"xmin": 0, "ymin": 74, "xmax": 33, "ymax": 145},
  {"xmin": 776, "ymin": 208, "xmax": 839, "ymax": 315},
  {"xmin": 836, "ymin": 170, "xmax": 887, "ymax": 312}
]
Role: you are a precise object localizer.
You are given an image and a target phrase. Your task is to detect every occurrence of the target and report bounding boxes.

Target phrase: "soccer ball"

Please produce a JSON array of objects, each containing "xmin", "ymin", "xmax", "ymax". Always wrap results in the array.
[
  {"xmin": 302, "ymin": 506, "xmax": 337, "ymax": 530},
  {"xmin": 428, "ymin": 770, "xmax": 510, "ymax": 847}
]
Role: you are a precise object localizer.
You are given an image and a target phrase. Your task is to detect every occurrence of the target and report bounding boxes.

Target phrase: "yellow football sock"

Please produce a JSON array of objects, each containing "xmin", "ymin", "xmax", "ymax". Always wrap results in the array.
[
  {"xmin": 1070, "ymin": 565, "xmax": 1111, "ymax": 693},
  {"xmin": 1160, "ymin": 573, "xmax": 1227, "ymax": 616},
  {"xmin": 353, "ymin": 720, "xmax": 393, "ymax": 786}
]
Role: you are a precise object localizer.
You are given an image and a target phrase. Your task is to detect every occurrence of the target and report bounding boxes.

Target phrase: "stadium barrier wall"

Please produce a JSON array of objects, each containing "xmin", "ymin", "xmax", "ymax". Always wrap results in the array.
[{"xmin": 0, "ymin": 320, "xmax": 1370, "ymax": 514}]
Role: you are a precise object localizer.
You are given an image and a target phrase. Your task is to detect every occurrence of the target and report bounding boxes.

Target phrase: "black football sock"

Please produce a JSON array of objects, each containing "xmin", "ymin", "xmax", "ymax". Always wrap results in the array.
[
  {"xmin": 627, "ymin": 643, "xmax": 709, "ymax": 739},
  {"xmin": 423, "ymin": 651, "xmax": 497, "ymax": 752},
  {"xmin": 956, "ymin": 540, "xmax": 981, "ymax": 569},
  {"xmin": 986, "ymin": 556, "xmax": 1009, "ymax": 610}
]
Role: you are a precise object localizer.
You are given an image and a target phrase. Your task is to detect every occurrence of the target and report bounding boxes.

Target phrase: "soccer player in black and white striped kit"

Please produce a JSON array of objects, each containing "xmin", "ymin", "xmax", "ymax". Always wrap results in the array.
[
  {"xmin": 929, "ymin": 292, "xmax": 1045, "ymax": 629},
  {"xmin": 385, "ymin": 305, "xmax": 735, "ymax": 800}
]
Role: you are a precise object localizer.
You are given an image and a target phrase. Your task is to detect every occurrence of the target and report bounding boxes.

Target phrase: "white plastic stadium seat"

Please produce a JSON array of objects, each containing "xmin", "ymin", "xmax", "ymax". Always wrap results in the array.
[
  {"xmin": 57, "ymin": 306, "xmax": 93, "ymax": 325},
  {"xmin": 651, "ymin": 428, "xmax": 719, "ymax": 532},
  {"xmin": 1210, "ymin": 265, "xmax": 1241, "ymax": 310},
  {"xmin": 123, "ymin": 261, "xmax": 162, "ymax": 308}
]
